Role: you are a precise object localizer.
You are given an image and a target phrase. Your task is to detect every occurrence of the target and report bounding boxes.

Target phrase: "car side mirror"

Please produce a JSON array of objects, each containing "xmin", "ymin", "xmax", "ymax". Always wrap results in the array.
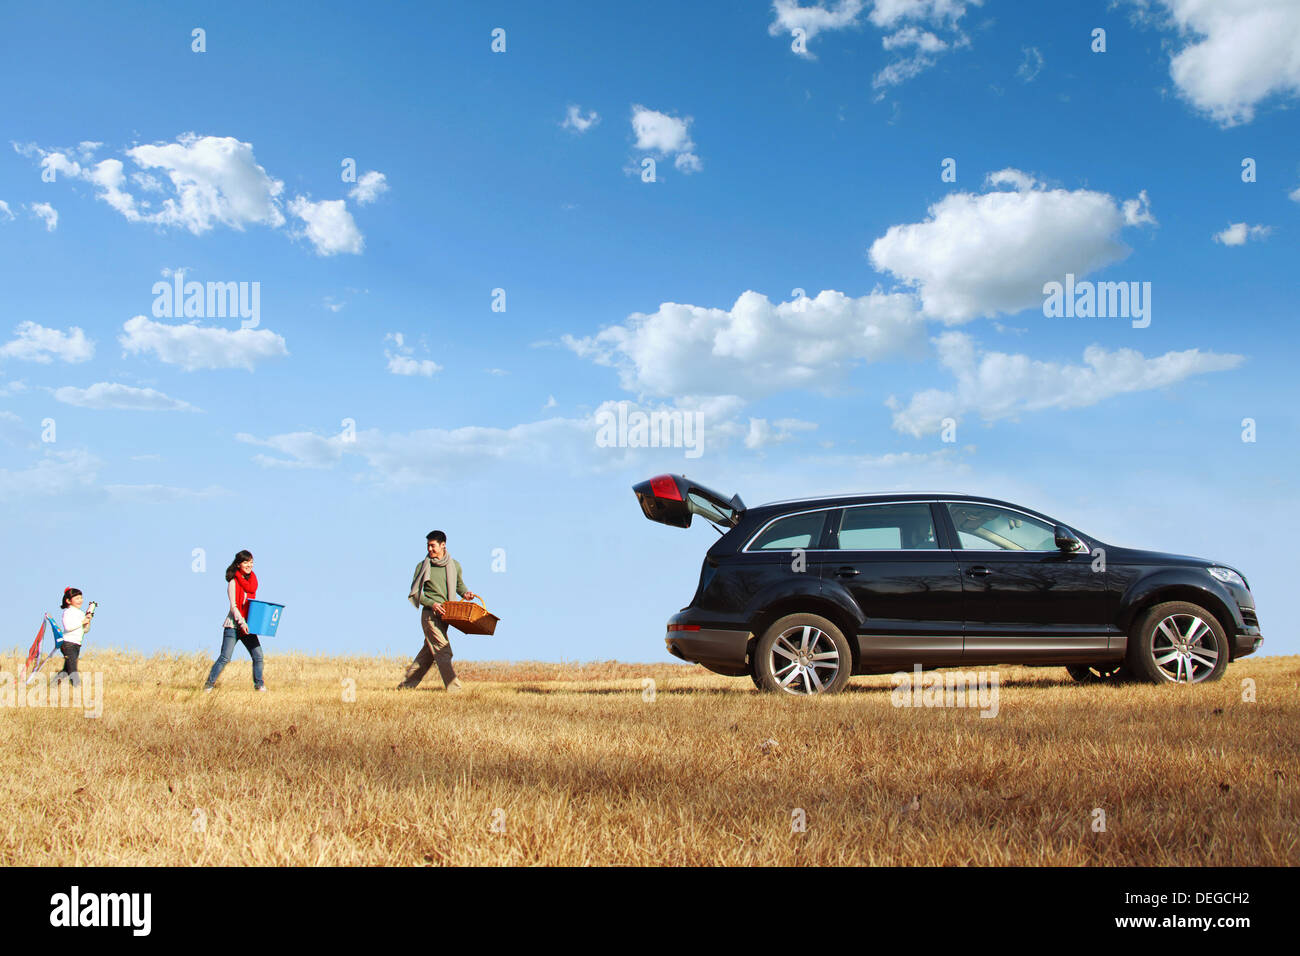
[{"xmin": 1054, "ymin": 525, "xmax": 1083, "ymax": 552}]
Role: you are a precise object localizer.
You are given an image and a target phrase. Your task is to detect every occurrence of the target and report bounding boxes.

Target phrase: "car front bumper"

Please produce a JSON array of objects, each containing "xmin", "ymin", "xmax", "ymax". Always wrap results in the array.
[{"xmin": 1231, "ymin": 625, "xmax": 1263, "ymax": 660}]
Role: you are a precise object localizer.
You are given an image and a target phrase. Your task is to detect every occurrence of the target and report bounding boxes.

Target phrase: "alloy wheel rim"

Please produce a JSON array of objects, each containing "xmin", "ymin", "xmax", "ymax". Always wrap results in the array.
[
  {"xmin": 1151, "ymin": 613, "xmax": 1219, "ymax": 684},
  {"xmin": 771, "ymin": 625, "xmax": 840, "ymax": 695}
]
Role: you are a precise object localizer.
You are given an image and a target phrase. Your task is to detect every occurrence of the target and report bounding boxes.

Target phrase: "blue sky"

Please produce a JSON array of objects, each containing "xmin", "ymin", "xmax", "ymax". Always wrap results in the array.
[{"xmin": 2, "ymin": 0, "xmax": 1297, "ymax": 663}]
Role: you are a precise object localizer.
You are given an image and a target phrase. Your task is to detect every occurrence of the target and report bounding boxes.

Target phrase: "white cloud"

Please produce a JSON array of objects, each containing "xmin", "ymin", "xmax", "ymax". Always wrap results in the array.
[
  {"xmin": 1139, "ymin": 0, "xmax": 1300, "ymax": 125},
  {"xmin": 20, "ymin": 134, "xmax": 375, "ymax": 254},
  {"xmin": 119, "ymin": 315, "xmax": 288, "ymax": 371},
  {"xmin": 875, "ymin": 3, "xmax": 976, "ymax": 89},
  {"xmin": 0, "ymin": 410, "xmax": 30, "ymax": 446},
  {"xmin": 562, "ymin": 105, "xmax": 600, "ymax": 133},
  {"xmin": 0, "ymin": 322, "xmax": 94, "ymax": 363},
  {"xmin": 869, "ymin": 0, "xmax": 975, "ymax": 28},
  {"xmin": 53, "ymin": 382, "xmax": 199, "ymax": 411},
  {"xmin": 26, "ymin": 134, "xmax": 287, "ymax": 233},
  {"xmin": 771, "ymin": 1, "xmax": 978, "ymax": 81},
  {"xmin": 131, "ymin": 171, "xmax": 165, "ymax": 193},
  {"xmin": 883, "ymin": 26, "xmax": 948, "ymax": 52},
  {"xmin": 288, "ymin": 196, "xmax": 364, "ymax": 255},
  {"xmin": 769, "ymin": 0, "xmax": 865, "ymax": 48},
  {"xmin": 872, "ymin": 54, "xmax": 938, "ymax": 90},
  {"xmin": 348, "ymin": 170, "xmax": 388, "ymax": 205},
  {"xmin": 986, "ymin": 167, "xmax": 1039, "ymax": 191},
  {"xmin": 674, "ymin": 152, "xmax": 703, "ymax": 173},
  {"xmin": 84, "ymin": 158, "xmax": 143, "ymax": 220},
  {"xmin": 29, "ymin": 202, "xmax": 58, "ymax": 231},
  {"xmin": 0, "ymin": 438, "xmax": 219, "ymax": 500},
  {"xmin": 888, "ymin": 331, "xmax": 1244, "ymax": 436},
  {"xmin": 1290, "ymin": 185, "xmax": 1300, "ymax": 203},
  {"xmin": 236, "ymin": 418, "xmax": 594, "ymax": 483},
  {"xmin": 1017, "ymin": 45, "xmax": 1044, "ymax": 82},
  {"xmin": 1122, "ymin": 189, "xmax": 1158, "ymax": 226},
  {"xmin": 22, "ymin": 135, "xmax": 280, "ymax": 233},
  {"xmin": 631, "ymin": 106, "xmax": 693, "ymax": 153},
  {"xmin": 1212, "ymin": 222, "xmax": 1272, "ymax": 245},
  {"xmin": 384, "ymin": 332, "xmax": 441, "ymax": 376},
  {"xmin": 0, "ymin": 200, "xmax": 13, "ymax": 221},
  {"xmin": 387, "ymin": 354, "xmax": 442, "ymax": 377},
  {"xmin": 745, "ymin": 417, "xmax": 819, "ymax": 449},
  {"xmin": 564, "ymin": 288, "xmax": 926, "ymax": 399},
  {"xmin": 106, "ymin": 483, "xmax": 228, "ymax": 502},
  {"xmin": 125, "ymin": 133, "xmax": 286, "ymax": 232},
  {"xmin": 235, "ymin": 396, "xmax": 811, "ymax": 486},
  {"xmin": 869, "ymin": 170, "xmax": 1154, "ymax": 322},
  {"xmin": 630, "ymin": 105, "xmax": 702, "ymax": 173},
  {"xmin": 0, "ymin": 448, "xmax": 99, "ymax": 497}
]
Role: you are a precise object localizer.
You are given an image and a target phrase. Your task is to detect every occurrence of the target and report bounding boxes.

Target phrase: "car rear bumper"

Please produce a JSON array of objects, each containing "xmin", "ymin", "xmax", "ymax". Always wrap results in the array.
[{"xmin": 665, "ymin": 626, "xmax": 750, "ymax": 675}]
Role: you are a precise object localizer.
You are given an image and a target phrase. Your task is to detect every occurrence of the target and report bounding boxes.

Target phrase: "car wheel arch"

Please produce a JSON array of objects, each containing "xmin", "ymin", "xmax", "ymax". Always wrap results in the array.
[
  {"xmin": 748, "ymin": 598, "xmax": 861, "ymax": 674},
  {"xmin": 1120, "ymin": 583, "xmax": 1238, "ymax": 656}
]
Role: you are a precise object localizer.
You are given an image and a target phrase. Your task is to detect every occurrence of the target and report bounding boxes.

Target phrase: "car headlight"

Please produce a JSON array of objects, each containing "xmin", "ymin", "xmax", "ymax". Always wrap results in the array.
[{"xmin": 1207, "ymin": 567, "xmax": 1247, "ymax": 589}]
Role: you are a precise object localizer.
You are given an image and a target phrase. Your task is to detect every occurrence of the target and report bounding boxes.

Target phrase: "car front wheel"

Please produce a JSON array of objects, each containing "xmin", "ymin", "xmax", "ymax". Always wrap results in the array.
[
  {"xmin": 1127, "ymin": 601, "xmax": 1229, "ymax": 685},
  {"xmin": 753, "ymin": 614, "xmax": 852, "ymax": 695}
]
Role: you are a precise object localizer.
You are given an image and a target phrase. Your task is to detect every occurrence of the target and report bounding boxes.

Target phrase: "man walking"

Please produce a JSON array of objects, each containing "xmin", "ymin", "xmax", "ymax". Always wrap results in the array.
[{"xmin": 400, "ymin": 530, "xmax": 476, "ymax": 692}]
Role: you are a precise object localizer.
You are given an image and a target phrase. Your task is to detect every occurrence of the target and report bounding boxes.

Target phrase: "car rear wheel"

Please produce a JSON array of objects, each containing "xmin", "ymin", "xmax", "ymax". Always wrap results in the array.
[
  {"xmin": 754, "ymin": 614, "xmax": 852, "ymax": 695},
  {"xmin": 1126, "ymin": 601, "xmax": 1228, "ymax": 685},
  {"xmin": 1065, "ymin": 663, "xmax": 1128, "ymax": 684}
]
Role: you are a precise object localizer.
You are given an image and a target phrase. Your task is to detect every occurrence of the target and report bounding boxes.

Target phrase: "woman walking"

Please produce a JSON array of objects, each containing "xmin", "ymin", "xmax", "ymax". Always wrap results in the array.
[{"xmin": 204, "ymin": 550, "xmax": 266, "ymax": 692}]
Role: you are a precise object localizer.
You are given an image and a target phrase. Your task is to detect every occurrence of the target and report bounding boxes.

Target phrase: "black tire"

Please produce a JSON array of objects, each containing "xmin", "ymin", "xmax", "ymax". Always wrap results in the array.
[
  {"xmin": 753, "ymin": 613, "xmax": 852, "ymax": 695},
  {"xmin": 1065, "ymin": 663, "xmax": 1128, "ymax": 684},
  {"xmin": 1126, "ymin": 601, "xmax": 1229, "ymax": 685}
]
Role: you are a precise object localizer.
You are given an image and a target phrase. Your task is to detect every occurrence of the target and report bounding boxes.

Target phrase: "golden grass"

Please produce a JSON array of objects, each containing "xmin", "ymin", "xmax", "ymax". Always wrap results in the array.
[{"xmin": 1, "ymin": 648, "xmax": 1296, "ymax": 865}]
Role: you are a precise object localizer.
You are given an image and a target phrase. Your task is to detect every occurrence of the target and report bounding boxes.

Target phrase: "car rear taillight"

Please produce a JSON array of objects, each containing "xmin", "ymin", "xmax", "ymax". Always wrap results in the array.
[
  {"xmin": 668, "ymin": 624, "xmax": 700, "ymax": 632},
  {"xmin": 650, "ymin": 474, "xmax": 682, "ymax": 501}
]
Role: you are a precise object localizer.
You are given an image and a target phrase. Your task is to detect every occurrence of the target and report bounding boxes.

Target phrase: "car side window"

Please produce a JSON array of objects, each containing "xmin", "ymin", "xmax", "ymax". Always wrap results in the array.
[
  {"xmin": 748, "ymin": 511, "xmax": 827, "ymax": 551},
  {"xmin": 832, "ymin": 503, "xmax": 937, "ymax": 550},
  {"xmin": 945, "ymin": 503, "xmax": 1057, "ymax": 551}
]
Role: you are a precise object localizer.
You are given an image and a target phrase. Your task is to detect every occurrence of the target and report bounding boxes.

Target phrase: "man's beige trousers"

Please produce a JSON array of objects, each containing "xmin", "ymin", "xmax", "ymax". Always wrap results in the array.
[{"xmin": 400, "ymin": 607, "xmax": 457, "ymax": 688}]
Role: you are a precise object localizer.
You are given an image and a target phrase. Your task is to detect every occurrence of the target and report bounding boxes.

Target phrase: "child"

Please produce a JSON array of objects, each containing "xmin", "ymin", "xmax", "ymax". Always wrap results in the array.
[{"xmin": 58, "ymin": 587, "xmax": 93, "ymax": 686}]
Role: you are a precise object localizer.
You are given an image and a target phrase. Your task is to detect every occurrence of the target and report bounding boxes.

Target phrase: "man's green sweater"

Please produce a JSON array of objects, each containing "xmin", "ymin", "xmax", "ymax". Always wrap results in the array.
[{"xmin": 418, "ymin": 559, "xmax": 467, "ymax": 609}]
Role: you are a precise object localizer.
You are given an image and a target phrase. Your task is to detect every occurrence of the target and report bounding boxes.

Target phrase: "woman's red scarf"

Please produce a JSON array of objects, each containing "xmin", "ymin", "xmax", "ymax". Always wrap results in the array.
[{"xmin": 233, "ymin": 570, "xmax": 258, "ymax": 619}]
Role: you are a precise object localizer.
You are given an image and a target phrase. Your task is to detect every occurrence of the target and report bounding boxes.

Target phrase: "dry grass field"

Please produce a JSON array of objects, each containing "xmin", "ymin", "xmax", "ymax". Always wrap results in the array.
[{"xmin": 1, "ymin": 648, "xmax": 1296, "ymax": 866}]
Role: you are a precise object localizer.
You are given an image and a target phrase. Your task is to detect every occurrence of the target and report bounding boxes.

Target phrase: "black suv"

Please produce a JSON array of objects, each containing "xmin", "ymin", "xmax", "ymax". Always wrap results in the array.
[{"xmin": 633, "ymin": 474, "xmax": 1263, "ymax": 694}]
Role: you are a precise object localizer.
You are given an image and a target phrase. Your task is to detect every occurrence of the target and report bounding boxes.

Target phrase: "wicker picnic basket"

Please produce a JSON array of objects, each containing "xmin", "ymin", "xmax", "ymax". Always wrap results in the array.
[{"xmin": 440, "ymin": 594, "xmax": 499, "ymax": 636}]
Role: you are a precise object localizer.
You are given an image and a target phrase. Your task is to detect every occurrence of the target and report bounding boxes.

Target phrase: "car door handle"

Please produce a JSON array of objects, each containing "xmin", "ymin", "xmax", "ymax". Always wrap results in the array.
[
  {"xmin": 835, "ymin": 567, "xmax": 860, "ymax": 577},
  {"xmin": 966, "ymin": 566, "xmax": 993, "ymax": 577}
]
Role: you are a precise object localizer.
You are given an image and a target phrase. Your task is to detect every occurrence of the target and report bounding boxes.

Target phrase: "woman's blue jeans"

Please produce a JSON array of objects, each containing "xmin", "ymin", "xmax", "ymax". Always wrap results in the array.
[{"xmin": 205, "ymin": 627, "xmax": 264, "ymax": 688}]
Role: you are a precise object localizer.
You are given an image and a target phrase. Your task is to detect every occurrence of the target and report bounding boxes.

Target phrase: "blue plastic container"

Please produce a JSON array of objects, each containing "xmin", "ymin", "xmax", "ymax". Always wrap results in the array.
[{"xmin": 245, "ymin": 600, "xmax": 284, "ymax": 637}]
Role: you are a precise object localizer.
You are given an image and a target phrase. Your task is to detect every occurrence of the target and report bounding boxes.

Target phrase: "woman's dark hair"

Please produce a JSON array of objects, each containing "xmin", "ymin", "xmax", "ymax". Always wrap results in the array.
[
  {"xmin": 61, "ymin": 587, "xmax": 82, "ymax": 609},
  {"xmin": 225, "ymin": 550, "xmax": 254, "ymax": 582}
]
